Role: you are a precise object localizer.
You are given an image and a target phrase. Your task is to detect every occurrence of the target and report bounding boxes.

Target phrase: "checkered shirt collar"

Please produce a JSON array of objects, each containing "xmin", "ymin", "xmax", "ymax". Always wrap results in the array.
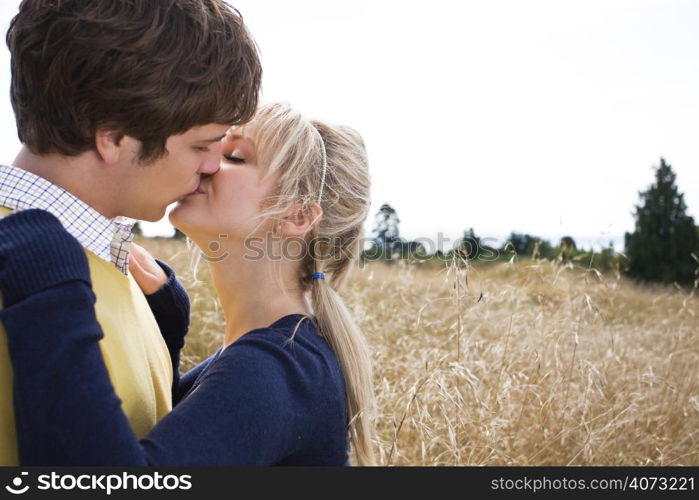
[{"xmin": 0, "ymin": 164, "xmax": 135, "ymax": 275}]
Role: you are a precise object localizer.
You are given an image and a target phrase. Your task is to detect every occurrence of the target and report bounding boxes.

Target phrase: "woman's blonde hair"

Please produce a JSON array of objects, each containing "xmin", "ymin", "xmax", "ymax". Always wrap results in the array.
[{"xmin": 237, "ymin": 102, "xmax": 376, "ymax": 465}]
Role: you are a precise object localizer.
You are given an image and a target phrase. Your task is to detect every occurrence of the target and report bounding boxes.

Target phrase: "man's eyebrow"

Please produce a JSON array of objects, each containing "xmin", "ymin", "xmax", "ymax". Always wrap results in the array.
[{"xmin": 197, "ymin": 134, "xmax": 226, "ymax": 144}]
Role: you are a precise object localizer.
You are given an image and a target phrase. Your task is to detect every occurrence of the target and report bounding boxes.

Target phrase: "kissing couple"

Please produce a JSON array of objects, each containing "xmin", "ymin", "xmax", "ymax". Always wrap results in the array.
[{"xmin": 0, "ymin": 0, "xmax": 375, "ymax": 466}]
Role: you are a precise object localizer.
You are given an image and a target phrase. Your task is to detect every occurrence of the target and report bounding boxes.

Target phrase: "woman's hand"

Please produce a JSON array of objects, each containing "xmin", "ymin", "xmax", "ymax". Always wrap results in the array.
[{"xmin": 129, "ymin": 242, "xmax": 168, "ymax": 295}]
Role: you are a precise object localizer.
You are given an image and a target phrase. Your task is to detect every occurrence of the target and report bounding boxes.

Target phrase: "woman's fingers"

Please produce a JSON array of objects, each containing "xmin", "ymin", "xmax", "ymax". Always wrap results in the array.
[{"xmin": 129, "ymin": 242, "xmax": 168, "ymax": 295}]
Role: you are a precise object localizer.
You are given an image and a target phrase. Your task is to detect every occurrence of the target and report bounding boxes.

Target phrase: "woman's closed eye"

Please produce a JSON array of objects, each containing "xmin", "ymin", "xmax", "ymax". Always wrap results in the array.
[{"xmin": 223, "ymin": 154, "xmax": 245, "ymax": 164}]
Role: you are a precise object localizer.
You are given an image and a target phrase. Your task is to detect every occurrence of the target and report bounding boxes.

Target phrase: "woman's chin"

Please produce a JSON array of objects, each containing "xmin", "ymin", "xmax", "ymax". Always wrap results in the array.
[
  {"xmin": 168, "ymin": 208, "xmax": 191, "ymax": 235},
  {"xmin": 168, "ymin": 209, "xmax": 180, "ymax": 226}
]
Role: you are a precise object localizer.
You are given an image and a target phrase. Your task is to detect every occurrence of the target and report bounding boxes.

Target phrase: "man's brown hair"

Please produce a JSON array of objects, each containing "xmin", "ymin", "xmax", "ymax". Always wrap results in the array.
[{"xmin": 6, "ymin": 0, "xmax": 262, "ymax": 163}]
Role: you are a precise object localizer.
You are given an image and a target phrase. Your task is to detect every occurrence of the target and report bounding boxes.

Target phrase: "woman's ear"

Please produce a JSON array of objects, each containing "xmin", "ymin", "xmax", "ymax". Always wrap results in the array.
[
  {"xmin": 94, "ymin": 130, "xmax": 127, "ymax": 165},
  {"xmin": 280, "ymin": 201, "xmax": 323, "ymax": 238}
]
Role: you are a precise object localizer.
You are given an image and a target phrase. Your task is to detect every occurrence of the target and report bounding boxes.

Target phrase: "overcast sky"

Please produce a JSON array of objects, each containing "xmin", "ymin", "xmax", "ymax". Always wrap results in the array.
[{"xmin": 1, "ymin": 0, "xmax": 697, "ymax": 251}]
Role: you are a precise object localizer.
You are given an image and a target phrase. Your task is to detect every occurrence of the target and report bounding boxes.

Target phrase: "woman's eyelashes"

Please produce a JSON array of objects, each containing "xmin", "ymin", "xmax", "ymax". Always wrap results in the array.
[{"xmin": 223, "ymin": 153, "xmax": 245, "ymax": 163}]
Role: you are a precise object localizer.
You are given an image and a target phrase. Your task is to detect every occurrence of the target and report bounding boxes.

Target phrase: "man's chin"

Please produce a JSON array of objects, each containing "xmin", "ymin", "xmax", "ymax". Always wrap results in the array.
[{"xmin": 137, "ymin": 206, "xmax": 168, "ymax": 223}]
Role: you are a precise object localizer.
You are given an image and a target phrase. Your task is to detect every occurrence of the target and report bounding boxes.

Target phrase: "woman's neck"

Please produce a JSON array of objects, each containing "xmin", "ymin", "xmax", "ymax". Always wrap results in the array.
[{"xmin": 205, "ymin": 247, "xmax": 311, "ymax": 347}]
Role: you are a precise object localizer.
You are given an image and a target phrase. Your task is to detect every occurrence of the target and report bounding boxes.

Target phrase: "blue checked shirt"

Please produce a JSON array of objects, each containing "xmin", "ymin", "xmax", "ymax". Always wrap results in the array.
[{"xmin": 0, "ymin": 164, "xmax": 135, "ymax": 275}]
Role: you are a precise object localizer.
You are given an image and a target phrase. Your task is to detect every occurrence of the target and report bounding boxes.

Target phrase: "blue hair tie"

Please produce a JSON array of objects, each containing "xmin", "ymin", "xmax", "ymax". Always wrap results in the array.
[{"xmin": 311, "ymin": 272, "xmax": 325, "ymax": 281}]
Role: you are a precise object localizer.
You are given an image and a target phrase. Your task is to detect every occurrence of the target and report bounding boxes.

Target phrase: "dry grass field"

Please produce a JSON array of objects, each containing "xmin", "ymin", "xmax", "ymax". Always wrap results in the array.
[{"xmin": 138, "ymin": 236, "xmax": 699, "ymax": 466}]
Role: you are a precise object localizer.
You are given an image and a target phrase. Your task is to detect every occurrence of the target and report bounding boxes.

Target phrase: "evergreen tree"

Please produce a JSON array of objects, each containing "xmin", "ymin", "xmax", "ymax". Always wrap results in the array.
[
  {"xmin": 371, "ymin": 203, "xmax": 402, "ymax": 256},
  {"xmin": 558, "ymin": 236, "xmax": 577, "ymax": 263},
  {"xmin": 624, "ymin": 158, "xmax": 698, "ymax": 285},
  {"xmin": 456, "ymin": 227, "xmax": 481, "ymax": 260},
  {"xmin": 503, "ymin": 232, "xmax": 528, "ymax": 255},
  {"xmin": 502, "ymin": 232, "xmax": 552, "ymax": 258},
  {"xmin": 559, "ymin": 236, "xmax": 577, "ymax": 251}
]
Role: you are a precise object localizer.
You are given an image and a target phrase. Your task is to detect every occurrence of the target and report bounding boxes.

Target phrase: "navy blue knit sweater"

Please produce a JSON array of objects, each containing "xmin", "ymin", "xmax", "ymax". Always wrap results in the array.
[{"xmin": 0, "ymin": 209, "xmax": 349, "ymax": 466}]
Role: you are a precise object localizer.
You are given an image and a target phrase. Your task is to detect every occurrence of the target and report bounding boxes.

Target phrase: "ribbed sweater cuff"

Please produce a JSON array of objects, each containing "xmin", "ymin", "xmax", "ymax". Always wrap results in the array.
[
  {"xmin": 0, "ymin": 208, "xmax": 91, "ymax": 306},
  {"xmin": 145, "ymin": 259, "xmax": 190, "ymax": 331}
]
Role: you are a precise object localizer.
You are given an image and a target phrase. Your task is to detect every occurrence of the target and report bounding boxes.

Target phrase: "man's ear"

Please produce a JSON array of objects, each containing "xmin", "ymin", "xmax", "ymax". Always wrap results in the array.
[
  {"xmin": 95, "ymin": 130, "xmax": 126, "ymax": 165},
  {"xmin": 280, "ymin": 201, "xmax": 323, "ymax": 238}
]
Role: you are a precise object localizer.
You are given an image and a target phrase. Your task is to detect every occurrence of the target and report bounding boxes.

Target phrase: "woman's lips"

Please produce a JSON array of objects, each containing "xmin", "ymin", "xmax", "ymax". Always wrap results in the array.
[
  {"xmin": 178, "ymin": 188, "xmax": 204, "ymax": 202},
  {"xmin": 187, "ymin": 184, "xmax": 206, "ymax": 195}
]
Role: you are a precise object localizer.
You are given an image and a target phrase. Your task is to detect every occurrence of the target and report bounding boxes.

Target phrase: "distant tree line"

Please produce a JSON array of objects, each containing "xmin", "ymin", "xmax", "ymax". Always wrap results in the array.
[
  {"xmin": 362, "ymin": 158, "xmax": 699, "ymax": 287},
  {"xmin": 361, "ymin": 204, "xmax": 618, "ymax": 271}
]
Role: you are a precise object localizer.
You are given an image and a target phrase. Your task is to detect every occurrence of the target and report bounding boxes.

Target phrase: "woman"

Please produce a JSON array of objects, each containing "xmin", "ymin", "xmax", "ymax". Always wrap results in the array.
[{"xmin": 0, "ymin": 102, "xmax": 376, "ymax": 466}]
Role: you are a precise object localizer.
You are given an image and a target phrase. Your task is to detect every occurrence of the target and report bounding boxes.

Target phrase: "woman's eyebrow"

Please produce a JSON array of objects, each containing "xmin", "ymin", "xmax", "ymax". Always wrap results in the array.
[
  {"xmin": 225, "ymin": 133, "xmax": 253, "ymax": 142},
  {"xmin": 225, "ymin": 133, "xmax": 256, "ymax": 159}
]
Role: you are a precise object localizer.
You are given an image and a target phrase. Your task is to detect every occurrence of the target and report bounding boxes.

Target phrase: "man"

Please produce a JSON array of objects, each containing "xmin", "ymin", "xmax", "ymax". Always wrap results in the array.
[{"xmin": 0, "ymin": 0, "xmax": 261, "ymax": 464}]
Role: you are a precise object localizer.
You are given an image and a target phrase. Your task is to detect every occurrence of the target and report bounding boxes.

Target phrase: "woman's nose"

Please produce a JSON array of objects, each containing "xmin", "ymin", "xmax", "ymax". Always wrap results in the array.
[
  {"xmin": 198, "ymin": 142, "xmax": 222, "ymax": 175},
  {"xmin": 199, "ymin": 160, "xmax": 220, "ymax": 176}
]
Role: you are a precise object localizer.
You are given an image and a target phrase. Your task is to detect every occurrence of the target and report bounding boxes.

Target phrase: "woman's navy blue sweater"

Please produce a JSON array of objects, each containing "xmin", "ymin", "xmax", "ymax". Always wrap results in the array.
[{"xmin": 0, "ymin": 209, "xmax": 349, "ymax": 466}]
